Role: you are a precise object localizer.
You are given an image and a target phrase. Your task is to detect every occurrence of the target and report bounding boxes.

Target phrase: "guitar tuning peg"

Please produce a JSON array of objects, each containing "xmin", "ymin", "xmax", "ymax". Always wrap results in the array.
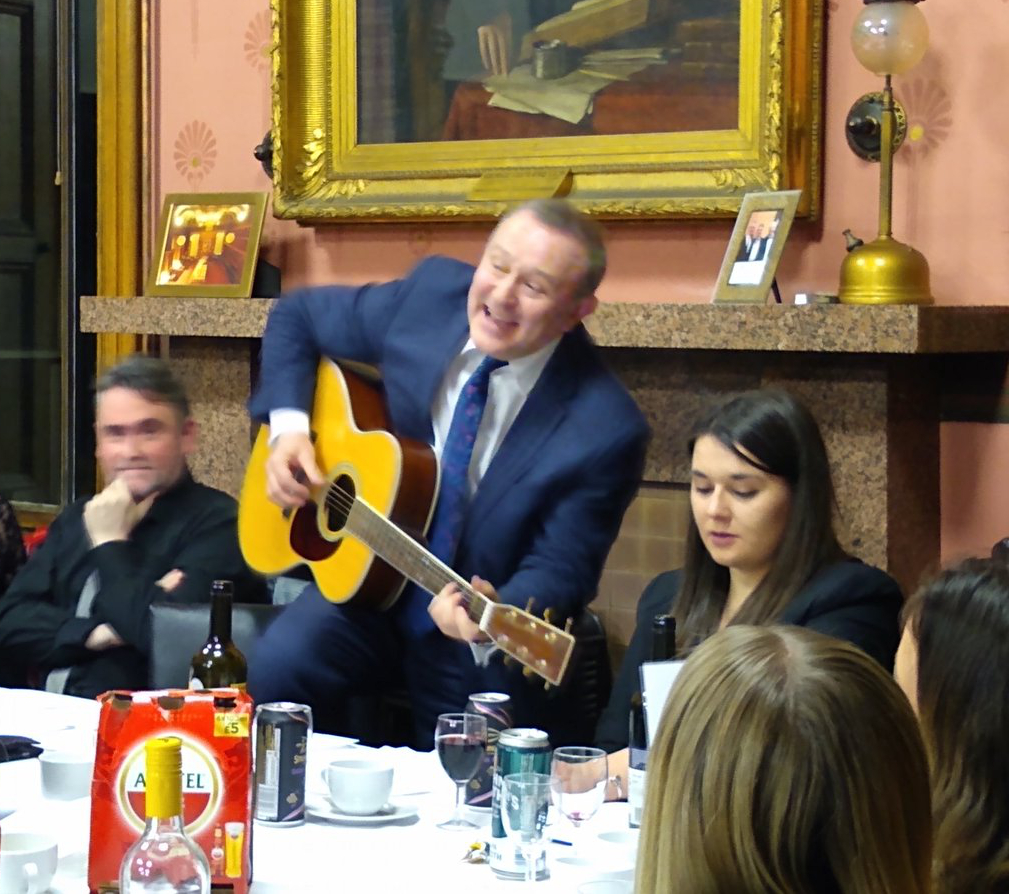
[
  {"xmin": 524, "ymin": 597, "xmax": 536, "ymax": 614},
  {"xmin": 563, "ymin": 617, "xmax": 573, "ymax": 634},
  {"xmin": 543, "ymin": 607, "xmax": 555, "ymax": 625},
  {"xmin": 503, "ymin": 656, "xmax": 515, "ymax": 668},
  {"xmin": 523, "ymin": 666, "xmax": 536, "ymax": 679},
  {"xmin": 543, "ymin": 681, "xmax": 552, "ymax": 692}
]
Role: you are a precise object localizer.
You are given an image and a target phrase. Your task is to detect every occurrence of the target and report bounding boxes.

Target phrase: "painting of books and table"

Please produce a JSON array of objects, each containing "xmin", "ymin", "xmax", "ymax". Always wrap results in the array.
[{"xmin": 361, "ymin": 0, "xmax": 739, "ymax": 144}]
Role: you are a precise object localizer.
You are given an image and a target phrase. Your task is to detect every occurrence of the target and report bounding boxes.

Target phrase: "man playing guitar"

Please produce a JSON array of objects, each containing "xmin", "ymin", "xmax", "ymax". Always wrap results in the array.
[{"xmin": 246, "ymin": 199, "xmax": 649, "ymax": 744}]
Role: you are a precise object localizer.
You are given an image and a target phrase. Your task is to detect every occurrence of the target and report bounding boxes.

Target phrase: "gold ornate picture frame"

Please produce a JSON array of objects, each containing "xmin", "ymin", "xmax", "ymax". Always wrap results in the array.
[
  {"xmin": 269, "ymin": 0, "xmax": 823, "ymax": 222},
  {"xmin": 146, "ymin": 193, "xmax": 269, "ymax": 297},
  {"xmin": 712, "ymin": 189, "xmax": 801, "ymax": 303}
]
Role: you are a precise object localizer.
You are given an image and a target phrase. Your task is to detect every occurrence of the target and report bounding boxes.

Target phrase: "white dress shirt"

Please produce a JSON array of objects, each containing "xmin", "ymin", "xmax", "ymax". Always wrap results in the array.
[
  {"xmin": 269, "ymin": 338, "xmax": 558, "ymax": 483},
  {"xmin": 429, "ymin": 338, "xmax": 557, "ymax": 491}
]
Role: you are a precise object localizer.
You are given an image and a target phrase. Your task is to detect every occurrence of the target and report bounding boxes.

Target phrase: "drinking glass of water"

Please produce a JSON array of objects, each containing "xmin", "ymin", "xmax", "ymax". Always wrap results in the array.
[
  {"xmin": 502, "ymin": 772, "xmax": 552, "ymax": 887},
  {"xmin": 435, "ymin": 712, "xmax": 487, "ymax": 830}
]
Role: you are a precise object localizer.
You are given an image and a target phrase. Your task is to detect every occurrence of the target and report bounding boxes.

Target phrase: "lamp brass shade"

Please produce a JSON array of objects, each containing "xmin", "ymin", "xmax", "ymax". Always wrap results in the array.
[{"xmin": 839, "ymin": 236, "xmax": 932, "ymax": 305}]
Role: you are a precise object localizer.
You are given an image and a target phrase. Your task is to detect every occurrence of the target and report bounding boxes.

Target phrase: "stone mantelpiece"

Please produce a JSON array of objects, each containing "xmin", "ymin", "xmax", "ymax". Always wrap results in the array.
[
  {"xmin": 81, "ymin": 297, "xmax": 275, "ymax": 339},
  {"xmin": 80, "ymin": 297, "xmax": 1009, "ymax": 594},
  {"xmin": 586, "ymin": 303, "xmax": 1009, "ymax": 353},
  {"xmin": 81, "ymin": 297, "xmax": 1009, "ymax": 352}
]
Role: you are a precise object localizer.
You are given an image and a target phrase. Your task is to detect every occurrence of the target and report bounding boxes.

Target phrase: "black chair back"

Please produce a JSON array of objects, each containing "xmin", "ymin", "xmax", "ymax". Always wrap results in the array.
[
  {"xmin": 535, "ymin": 607, "xmax": 613, "ymax": 746},
  {"xmin": 147, "ymin": 602, "xmax": 283, "ymax": 689}
]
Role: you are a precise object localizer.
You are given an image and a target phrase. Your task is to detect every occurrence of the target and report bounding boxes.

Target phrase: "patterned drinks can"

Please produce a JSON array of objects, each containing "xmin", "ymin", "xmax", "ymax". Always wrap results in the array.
[
  {"xmin": 253, "ymin": 702, "xmax": 312, "ymax": 825},
  {"xmin": 490, "ymin": 727, "xmax": 551, "ymax": 879},
  {"xmin": 464, "ymin": 692, "xmax": 513, "ymax": 808}
]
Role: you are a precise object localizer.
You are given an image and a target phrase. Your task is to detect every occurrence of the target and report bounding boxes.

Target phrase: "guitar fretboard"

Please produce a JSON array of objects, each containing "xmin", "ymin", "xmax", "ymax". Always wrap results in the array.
[{"xmin": 340, "ymin": 494, "xmax": 489, "ymax": 625}]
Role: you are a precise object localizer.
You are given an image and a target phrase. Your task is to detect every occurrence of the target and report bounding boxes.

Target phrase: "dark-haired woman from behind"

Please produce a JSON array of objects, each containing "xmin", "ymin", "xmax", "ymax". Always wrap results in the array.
[
  {"xmin": 895, "ymin": 558, "xmax": 1009, "ymax": 894},
  {"xmin": 636, "ymin": 625, "xmax": 932, "ymax": 894},
  {"xmin": 595, "ymin": 389, "xmax": 903, "ymax": 786}
]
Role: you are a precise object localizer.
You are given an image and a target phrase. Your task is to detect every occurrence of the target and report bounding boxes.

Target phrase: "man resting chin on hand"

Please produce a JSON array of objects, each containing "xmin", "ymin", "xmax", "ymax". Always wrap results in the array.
[{"xmin": 0, "ymin": 355, "xmax": 266, "ymax": 696}]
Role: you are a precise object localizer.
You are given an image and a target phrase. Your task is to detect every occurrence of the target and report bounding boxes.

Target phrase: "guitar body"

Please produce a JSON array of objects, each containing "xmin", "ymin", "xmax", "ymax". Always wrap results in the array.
[{"xmin": 238, "ymin": 360, "xmax": 438, "ymax": 610}]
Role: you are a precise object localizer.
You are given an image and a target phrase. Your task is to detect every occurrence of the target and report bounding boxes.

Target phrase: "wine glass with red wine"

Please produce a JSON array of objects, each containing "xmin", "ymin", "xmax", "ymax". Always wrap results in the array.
[{"xmin": 435, "ymin": 712, "xmax": 487, "ymax": 830}]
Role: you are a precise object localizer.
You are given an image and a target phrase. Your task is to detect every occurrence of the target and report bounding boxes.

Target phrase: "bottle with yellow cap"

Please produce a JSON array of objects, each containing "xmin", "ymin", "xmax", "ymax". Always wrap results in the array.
[{"xmin": 119, "ymin": 736, "xmax": 210, "ymax": 893}]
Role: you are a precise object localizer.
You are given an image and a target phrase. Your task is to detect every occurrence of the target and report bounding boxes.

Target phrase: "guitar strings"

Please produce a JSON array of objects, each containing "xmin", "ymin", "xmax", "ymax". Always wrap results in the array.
[
  {"xmin": 314, "ymin": 486, "xmax": 566, "ymax": 655},
  {"xmin": 305, "ymin": 485, "xmax": 571, "ymax": 675},
  {"xmin": 317, "ymin": 485, "xmax": 485, "ymax": 622}
]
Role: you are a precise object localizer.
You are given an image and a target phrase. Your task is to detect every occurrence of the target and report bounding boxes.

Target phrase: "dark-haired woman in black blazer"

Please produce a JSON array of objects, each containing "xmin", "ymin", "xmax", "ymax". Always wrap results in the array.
[{"xmin": 595, "ymin": 389, "xmax": 903, "ymax": 785}]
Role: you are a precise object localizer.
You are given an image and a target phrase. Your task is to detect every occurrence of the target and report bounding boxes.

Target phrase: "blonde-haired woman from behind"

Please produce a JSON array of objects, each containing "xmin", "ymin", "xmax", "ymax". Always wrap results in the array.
[{"xmin": 636, "ymin": 625, "xmax": 932, "ymax": 894}]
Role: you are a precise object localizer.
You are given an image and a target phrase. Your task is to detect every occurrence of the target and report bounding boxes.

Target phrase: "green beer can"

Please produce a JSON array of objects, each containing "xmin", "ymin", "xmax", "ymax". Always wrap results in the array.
[{"xmin": 490, "ymin": 727, "xmax": 551, "ymax": 879}]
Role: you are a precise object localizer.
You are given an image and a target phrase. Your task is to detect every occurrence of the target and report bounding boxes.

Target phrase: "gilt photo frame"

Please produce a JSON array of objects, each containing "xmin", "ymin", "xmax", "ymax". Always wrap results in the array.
[
  {"xmin": 712, "ymin": 190, "xmax": 801, "ymax": 304},
  {"xmin": 268, "ymin": 0, "xmax": 824, "ymax": 222},
  {"xmin": 146, "ymin": 192, "xmax": 269, "ymax": 298}
]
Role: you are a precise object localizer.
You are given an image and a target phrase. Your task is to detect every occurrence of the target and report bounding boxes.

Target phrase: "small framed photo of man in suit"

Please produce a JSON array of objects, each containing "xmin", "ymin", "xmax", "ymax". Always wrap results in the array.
[{"xmin": 713, "ymin": 190, "xmax": 801, "ymax": 303}]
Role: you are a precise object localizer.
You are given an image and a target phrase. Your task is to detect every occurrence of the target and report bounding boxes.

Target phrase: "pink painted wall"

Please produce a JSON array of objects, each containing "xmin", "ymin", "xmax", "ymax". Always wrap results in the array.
[{"xmin": 150, "ymin": 0, "xmax": 1008, "ymax": 560}]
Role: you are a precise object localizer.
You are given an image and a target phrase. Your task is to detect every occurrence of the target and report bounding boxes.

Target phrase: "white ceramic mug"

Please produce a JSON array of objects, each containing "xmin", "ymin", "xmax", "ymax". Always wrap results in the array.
[
  {"xmin": 322, "ymin": 758, "xmax": 393, "ymax": 816},
  {"xmin": 0, "ymin": 833, "xmax": 58, "ymax": 894},
  {"xmin": 39, "ymin": 750, "xmax": 94, "ymax": 800}
]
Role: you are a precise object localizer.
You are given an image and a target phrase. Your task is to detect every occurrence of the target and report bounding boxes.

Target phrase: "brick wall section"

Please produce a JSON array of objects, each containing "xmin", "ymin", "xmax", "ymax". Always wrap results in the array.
[{"xmin": 591, "ymin": 485, "xmax": 688, "ymax": 673}]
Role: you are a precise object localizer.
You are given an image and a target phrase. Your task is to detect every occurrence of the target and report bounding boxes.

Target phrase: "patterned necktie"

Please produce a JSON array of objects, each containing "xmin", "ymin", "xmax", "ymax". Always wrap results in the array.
[
  {"xmin": 428, "ymin": 354, "xmax": 508, "ymax": 563},
  {"xmin": 400, "ymin": 354, "xmax": 507, "ymax": 636}
]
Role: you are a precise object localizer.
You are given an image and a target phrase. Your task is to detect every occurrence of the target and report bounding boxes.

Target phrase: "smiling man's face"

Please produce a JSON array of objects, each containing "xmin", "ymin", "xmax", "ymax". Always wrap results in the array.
[{"xmin": 466, "ymin": 209, "xmax": 597, "ymax": 361}]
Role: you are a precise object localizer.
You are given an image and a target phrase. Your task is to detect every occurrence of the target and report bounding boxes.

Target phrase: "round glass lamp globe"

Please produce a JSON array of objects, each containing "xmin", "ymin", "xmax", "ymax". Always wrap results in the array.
[{"xmin": 851, "ymin": 1, "xmax": 929, "ymax": 75}]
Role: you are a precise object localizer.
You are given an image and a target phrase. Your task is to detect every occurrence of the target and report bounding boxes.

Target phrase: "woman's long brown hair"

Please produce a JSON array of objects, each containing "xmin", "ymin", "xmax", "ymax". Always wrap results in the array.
[
  {"xmin": 675, "ymin": 389, "xmax": 845, "ymax": 653},
  {"xmin": 904, "ymin": 559, "xmax": 1009, "ymax": 893},
  {"xmin": 635, "ymin": 625, "xmax": 932, "ymax": 894}
]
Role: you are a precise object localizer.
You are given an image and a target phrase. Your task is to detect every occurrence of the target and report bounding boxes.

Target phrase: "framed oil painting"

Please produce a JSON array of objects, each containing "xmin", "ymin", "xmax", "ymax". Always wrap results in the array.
[
  {"xmin": 269, "ymin": 0, "xmax": 823, "ymax": 222},
  {"xmin": 146, "ymin": 193, "xmax": 268, "ymax": 297},
  {"xmin": 712, "ymin": 189, "xmax": 800, "ymax": 303}
]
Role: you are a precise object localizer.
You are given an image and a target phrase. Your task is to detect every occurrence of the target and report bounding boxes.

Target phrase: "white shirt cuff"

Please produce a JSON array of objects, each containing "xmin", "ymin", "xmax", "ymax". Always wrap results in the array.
[
  {"xmin": 268, "ymin": 409, "xmax": 311, "ymax": 445},
  {"xmin": 469, "ymin": 641, "xmax": 498, "ymax": 667}
]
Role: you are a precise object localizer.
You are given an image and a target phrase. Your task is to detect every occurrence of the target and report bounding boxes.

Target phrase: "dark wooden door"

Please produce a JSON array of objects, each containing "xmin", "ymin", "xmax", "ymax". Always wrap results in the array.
[{"xmin": 0, "ymin": 0, "xmax": 60, "ymax": 503}]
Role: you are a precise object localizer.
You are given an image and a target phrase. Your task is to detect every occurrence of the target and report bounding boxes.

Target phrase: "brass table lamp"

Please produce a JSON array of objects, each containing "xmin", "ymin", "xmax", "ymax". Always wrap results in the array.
[{"xmin": 839, "ymin": 0, "xmax": 932, "ymax": 305}]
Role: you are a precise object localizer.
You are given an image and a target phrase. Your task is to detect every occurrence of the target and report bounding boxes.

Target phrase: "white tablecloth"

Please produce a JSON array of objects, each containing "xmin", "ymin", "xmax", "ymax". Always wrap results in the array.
[{"xmin": 0, "ymin": 689, "xmax": 636, "ymax": 892}]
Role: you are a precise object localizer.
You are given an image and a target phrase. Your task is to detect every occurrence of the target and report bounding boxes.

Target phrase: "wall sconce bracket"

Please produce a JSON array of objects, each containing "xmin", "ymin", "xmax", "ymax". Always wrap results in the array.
[{"xmin": 845, "ymin": 91, "xmax": 907, "ymax": 161}]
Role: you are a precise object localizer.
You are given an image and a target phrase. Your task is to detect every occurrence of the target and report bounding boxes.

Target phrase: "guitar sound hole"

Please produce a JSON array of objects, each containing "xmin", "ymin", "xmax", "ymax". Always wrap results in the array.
[
  {"xmin": 290, "ymin": 502, "xmax": 338, "ymax": 561},
  {"xmin": 325, "ymin": 474, "xmax": 355, "ymax": 532}
]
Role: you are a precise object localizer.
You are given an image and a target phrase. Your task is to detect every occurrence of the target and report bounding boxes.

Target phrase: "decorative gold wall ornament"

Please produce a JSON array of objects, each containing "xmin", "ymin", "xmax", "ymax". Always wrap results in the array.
[
  {"xmin": 96, "ymin": 0, "xmax": 146, "ymax": 367},
  {"xmin": 268, "ymin": 0, "xmax": 824, "ymax": 222}
]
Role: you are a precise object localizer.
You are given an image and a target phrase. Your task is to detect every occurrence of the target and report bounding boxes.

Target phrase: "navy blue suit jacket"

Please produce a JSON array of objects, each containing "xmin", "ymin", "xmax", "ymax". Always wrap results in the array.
[{"xmin": 249, "ymin": 256, "xmax": 650, "ymax": 619}]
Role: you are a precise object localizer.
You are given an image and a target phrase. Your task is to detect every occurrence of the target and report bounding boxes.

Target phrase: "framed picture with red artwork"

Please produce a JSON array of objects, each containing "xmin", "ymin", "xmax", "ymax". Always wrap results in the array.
[{"xmin": 146, "ymin": 192, "xmax": 268, "ymax": 298}]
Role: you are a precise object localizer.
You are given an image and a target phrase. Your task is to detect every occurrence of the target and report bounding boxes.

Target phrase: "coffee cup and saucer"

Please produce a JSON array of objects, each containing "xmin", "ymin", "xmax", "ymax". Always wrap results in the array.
[
  {"xmin": 306, "ymin": 757, "xmax": 418, "ymax": 825},
  {"xmin": 39, "ymin": 749, "xmax": 94, "ymax": 801},
  {"xmin": 0, "ymin": 833, "xmax": 58, "ymax": 894}
]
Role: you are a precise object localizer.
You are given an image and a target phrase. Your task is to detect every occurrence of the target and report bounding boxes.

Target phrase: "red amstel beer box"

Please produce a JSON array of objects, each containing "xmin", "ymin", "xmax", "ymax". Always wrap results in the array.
[{"xmin": 88, "ymin": 689, "xmax": 253, "ymax": 893}]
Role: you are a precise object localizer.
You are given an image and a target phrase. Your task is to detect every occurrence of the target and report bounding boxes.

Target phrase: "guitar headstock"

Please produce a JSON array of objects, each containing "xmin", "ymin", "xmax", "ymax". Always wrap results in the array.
[{"xmin": 481, "ymin": 603, "xmax": 576, "ymax": 687}]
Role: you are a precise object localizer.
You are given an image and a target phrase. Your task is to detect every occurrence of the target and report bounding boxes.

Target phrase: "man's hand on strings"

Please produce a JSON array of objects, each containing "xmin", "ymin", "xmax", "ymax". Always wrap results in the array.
[{"xmin": 266, "ymin": 432, "xmax": 324, "ymax": 508}]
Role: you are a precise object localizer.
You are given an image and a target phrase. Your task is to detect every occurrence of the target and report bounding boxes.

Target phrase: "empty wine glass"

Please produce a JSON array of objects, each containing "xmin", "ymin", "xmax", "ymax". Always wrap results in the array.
[
  {"xmin": 501, "ymin": 772, "xmax": 552, "ymax": 887},
  {"xmin": 550, "ymin": 746, "xmax": 608, "ymax": 830},
  {"xmin": 434, "ymin": 712, "xmax": 487, "ymax": 830}
]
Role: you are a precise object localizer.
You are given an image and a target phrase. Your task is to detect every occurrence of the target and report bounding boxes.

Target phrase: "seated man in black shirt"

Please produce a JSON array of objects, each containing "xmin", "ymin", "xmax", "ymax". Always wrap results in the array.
[{"xmin": 0, "ymin": 355, "xmax": 265, "ymax": 696}]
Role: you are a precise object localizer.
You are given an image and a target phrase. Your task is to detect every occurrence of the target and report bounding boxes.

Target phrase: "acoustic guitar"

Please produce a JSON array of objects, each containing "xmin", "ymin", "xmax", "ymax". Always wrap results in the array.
[{"xmin": 238, "ymin": 360, "xmax": 576, "ymax": 687}]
